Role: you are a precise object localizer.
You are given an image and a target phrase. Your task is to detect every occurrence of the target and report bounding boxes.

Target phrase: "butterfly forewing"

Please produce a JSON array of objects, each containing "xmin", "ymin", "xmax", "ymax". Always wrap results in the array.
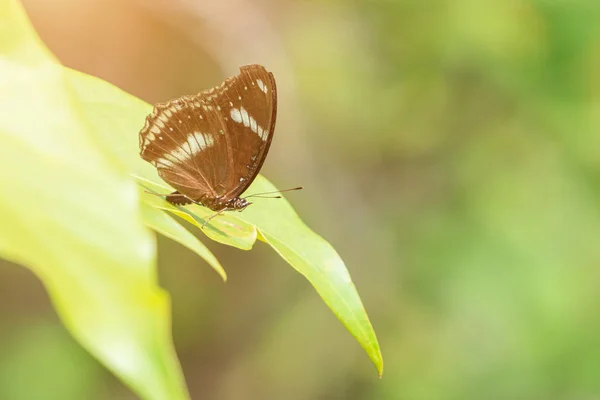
[
  {"xmin": 201, "ymin": 65, "xmax": 276, "ymax": 198},
  {"xmin": 139, "ymin": 64, "xmax": 277, "ymax": 210}
]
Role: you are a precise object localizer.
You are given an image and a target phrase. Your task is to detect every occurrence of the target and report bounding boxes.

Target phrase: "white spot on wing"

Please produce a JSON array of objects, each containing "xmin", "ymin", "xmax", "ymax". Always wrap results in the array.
[
  {"xmin": 187, "ymin": 132, "xmax": 215, "ymax": 155},
  {"xmin": 168, "ymin": 148, "xmax": 188, "ymax": 162},
  {"xmin": 169, "ymin": 132, "xmax": 216, "ymax": 161},
  {"xmin": 156, "ymin": 157, "xmax": 175, "ymax": 168},
  {"xmin": 257, "ymin": 79, "xmax": 267, "ymax": 93},
  {"xmin": 230, "ymin": 108, "xmax": 242, "ymax": 123},
  {"xmin": 180, "ymin": 137, "xmax": 193, "ymax": 154},
  {"xmin": 240, "ymin": 108, "xmax": 250, "ymax": 127},
  {"xmin": 230, "ymin": 107, "xmax": 267, "ymax": 141}
]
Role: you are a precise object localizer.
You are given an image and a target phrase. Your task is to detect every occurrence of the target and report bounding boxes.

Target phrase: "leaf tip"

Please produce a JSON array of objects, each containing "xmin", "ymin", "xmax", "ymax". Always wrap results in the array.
[
  {"xmin": 212, "ymin": 263, "xmax": 227, "ymax": 282},
  {"xmin": 374, "ymin": 352, "xmax": 384, "ymax": 378},
  {"xmin": 219, "ymin": 270, "xmax": 228, "ymax": 282}
]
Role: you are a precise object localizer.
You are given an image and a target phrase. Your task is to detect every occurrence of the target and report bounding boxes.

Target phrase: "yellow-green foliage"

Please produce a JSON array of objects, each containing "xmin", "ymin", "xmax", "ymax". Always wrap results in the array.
[{"xmin": 0, "ymin": 1, "xmax": 382, "ymax": 399}]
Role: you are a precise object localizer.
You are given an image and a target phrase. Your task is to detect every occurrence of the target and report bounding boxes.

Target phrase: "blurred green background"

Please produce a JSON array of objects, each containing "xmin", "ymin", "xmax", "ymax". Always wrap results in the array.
[{"xmin": 1, "ymin": 0, "xmax": 599, "ymax": 399}]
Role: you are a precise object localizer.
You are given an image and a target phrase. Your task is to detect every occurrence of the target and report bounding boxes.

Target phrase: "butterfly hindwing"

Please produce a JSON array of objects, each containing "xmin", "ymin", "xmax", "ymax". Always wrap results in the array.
[{"xmin": 140, "ymin": 97, "xmax": 226, "ymax": 201}]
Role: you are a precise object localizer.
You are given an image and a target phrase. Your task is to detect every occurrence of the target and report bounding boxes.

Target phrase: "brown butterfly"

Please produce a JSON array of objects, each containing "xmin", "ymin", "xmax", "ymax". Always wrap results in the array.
[{"xmin": 139, "ymin": 64, "xmax": 300, "ymax": 224}]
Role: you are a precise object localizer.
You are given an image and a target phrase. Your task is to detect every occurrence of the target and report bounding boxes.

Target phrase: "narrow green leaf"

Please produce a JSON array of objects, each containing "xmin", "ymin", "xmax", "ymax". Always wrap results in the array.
[
  {"xmin": 140, "ymin": 198, "xmax": 227, "ymax": 281},
  {"xmin": 138, "ymin": 179, "xmax": 257, "ymax": 251},
  {"xmin": 139, "ymin": 175, "xmax": 383, "ymax": 374},
  {"xmin": 242, "ymin": 176, "xmax": 384, "ymax": 376},
  {"xmin": 0, "ymin": 1, "xmax": 189, "ymax": 399}
]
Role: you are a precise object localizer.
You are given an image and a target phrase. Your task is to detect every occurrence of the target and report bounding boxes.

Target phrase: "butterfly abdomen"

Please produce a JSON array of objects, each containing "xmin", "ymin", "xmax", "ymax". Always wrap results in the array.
[{"xmin": 166, "ymin": 191, "xmax": 195, "ymax": 205}]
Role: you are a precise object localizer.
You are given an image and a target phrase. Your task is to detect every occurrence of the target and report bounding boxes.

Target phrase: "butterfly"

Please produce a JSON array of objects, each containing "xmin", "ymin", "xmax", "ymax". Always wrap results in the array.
[{"xmin": 139, "ymin": 64, "xmax": 300, "ymax": 225}]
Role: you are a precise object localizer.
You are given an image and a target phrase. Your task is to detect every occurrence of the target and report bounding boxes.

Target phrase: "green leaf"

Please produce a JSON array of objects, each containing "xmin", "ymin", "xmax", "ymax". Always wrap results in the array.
[
  {"xmin": 0, "ymin": 1, "xmax": 188, "ymax": 399},
  {"xmin": 137, "ymin": 178, "xmax": 257, "ymax": 251},
  {"xmin": 140, "ymin": 195, "xmax": 227, "ymax": 281},
  {"xmin": 141, "ymin": 173, "xmax": 384, "ymax": 375},
  {"xmin": 242, "ymin": 176, "xmax": 384, "ymax": 376},
  {"xmin": 65, "ymin": 33, "xmax": 384, "ymax": 377},
  {"xmin": 1, "ymin": 0, "xmax": 383, "ymax": 382}
]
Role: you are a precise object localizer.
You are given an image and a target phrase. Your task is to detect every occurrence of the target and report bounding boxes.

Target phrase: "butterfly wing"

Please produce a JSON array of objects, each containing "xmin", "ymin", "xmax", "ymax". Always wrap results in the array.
[
  {"xmin": 201, "ymin": 64, "xmax": 277, "ymax": 199},
  {"xmin": 139, "ymin": 96, "xmax": 228, "ymax": 203},
  {"xmin": 139, "ymin": 64, "xmax": 277, "ymax": 207}
]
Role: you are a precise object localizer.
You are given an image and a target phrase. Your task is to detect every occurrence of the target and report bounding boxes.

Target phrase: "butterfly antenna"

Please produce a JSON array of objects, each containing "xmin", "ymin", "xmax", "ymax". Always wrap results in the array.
[
  {"xmin": 144, "ymin": 190, "xmax": 166, "ymax": 197},
  {"xmin": 244, "ymin": 186, "xmax": 303, "ymax": 199}
]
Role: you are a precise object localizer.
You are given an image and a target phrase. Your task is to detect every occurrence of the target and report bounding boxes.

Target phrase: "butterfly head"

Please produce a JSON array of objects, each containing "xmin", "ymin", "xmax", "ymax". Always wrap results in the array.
[{"xmin": 228, "ymin": 197, "xmax": 251, "ymax": 211}]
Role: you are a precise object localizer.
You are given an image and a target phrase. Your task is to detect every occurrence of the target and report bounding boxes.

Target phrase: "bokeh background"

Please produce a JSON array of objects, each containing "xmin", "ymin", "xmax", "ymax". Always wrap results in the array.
[{"xmin": 1, "ymin": 0, "xmax": 599, "ymax": 399}]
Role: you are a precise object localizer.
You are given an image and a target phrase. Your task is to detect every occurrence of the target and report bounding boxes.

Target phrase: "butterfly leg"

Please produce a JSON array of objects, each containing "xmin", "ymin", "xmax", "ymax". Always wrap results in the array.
[{"xmin": 201, "ymin": 208, "xmax": 233, "ymax": 229}]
